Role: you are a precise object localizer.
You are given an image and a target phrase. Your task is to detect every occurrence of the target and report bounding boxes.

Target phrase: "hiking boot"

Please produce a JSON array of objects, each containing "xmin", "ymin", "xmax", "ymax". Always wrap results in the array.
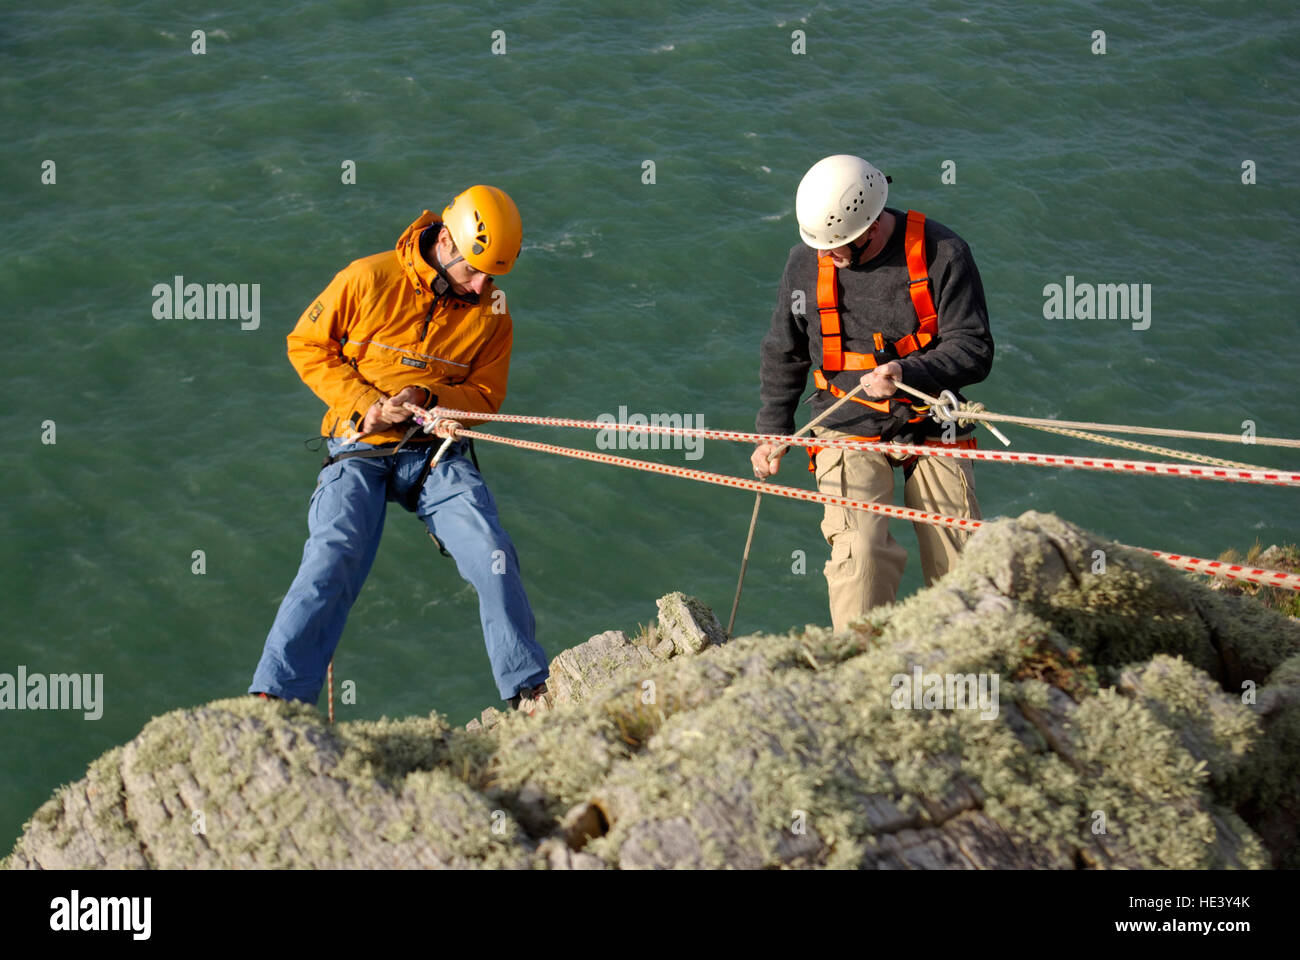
[
  {"xmin": 251, "ymin": 692, "xmax": 280, "ymax": 701},
  {"xmin": 508, "ymin": 682, "xmax": 548, "ymax": 714}
]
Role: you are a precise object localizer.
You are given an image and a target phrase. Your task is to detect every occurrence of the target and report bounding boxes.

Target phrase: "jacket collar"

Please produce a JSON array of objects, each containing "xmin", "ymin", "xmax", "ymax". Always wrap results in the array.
[{"xmin": 395, "ymin": 211, "xmax": 481, "ymax": 304}]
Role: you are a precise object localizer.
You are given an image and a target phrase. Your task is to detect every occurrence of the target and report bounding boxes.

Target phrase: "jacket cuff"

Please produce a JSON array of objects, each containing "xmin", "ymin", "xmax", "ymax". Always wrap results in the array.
[
  {"xmin": 351, "ymin": 385, "xmax": 386, "ymax": 424},
  {"xmin": 895, "ymin": 358, "xmax": 939, "ymax": 397}
]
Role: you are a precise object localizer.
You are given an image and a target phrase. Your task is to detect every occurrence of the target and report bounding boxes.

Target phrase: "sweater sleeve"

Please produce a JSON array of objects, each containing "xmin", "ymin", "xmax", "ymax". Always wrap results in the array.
[
  {"xmin": 895, "ymin": 234, "xmax": 994, "ymax": 397},
  {"xmin": 756, "ymin": 248, "xmax": 812, "ymax": 435}
]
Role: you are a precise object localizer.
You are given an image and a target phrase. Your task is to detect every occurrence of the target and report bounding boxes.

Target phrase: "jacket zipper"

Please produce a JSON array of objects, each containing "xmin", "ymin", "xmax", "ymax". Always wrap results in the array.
[{"xmin": 419, "ymin": 299, "xmax": 435, "ymax": 342}]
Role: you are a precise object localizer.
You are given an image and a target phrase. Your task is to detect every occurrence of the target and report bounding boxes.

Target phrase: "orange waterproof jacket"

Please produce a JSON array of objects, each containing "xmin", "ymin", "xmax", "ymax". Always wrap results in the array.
[{"xmin": 286, "ymin": 210, "xmax": 514, "ymax": 446}]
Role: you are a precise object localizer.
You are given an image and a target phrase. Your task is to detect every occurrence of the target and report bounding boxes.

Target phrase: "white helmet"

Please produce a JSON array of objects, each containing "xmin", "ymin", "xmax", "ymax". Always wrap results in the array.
[{"xmin": 795, "ymin": 155, "xmax": 889, "ymax": 249}]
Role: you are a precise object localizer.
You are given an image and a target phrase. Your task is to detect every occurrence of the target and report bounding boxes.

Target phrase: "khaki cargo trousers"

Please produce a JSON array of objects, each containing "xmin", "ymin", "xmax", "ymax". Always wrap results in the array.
[{"xmin": 812, "ymin": 426, "xmax": 981, "ymax": 633}]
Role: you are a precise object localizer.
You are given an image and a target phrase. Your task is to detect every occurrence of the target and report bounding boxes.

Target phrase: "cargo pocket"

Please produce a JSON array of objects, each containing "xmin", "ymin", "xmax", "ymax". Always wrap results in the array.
[
  {"xmin": 308, "ymin": 459, "xmax": 346, "ymax": 518},
  {"xmin": 813, "ymin": 443, "xmax": 844, "ymax": 494},
  {"xmin": 824, "ymin": 531, "xmax": 854, "ymax": 584}
]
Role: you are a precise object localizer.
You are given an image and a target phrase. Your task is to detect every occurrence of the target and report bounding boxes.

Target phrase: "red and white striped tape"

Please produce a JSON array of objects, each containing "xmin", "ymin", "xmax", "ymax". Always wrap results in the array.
[
  {"xmin": 432, "ymin": 407, "xmax": 1300, "ymax": 488},
  {"xmin": 1143, "ymin": 551, "xmax": 1300, "ymax": 590},
  {"xmin": 457, "ymin": 427, "xmax": 1300, "ymax": 592}
]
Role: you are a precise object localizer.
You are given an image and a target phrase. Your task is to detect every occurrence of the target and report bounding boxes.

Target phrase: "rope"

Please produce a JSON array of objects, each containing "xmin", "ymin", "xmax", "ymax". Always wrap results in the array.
[
  {"xmin": 728, "ymin": 379, "xmax": 870, "ymax": 635},
  {"xmin": 945, "ymin": 398, "xmax": 1265, "ymax": 469},
  {"xmin": 890, "ymin": 382, "xmax": 1299, "ymax": 450},
  {"xmin": 428, "ymin": 407, "xmax": 1300, "ymax": 488},
  {"xmin": 455, "ymin": 426, "xmax": 984, "ymax": 530},
  {"xmin": 1023, "ymin": 423, "xmax": 1268, "ymax": 471},
  {"xmin": 327, "ymin": 659, "xmax": 334, "ymax": 725},
  {"xmin": 456, "ymin": 427, "xmax": 1300, "ymax": 592}
]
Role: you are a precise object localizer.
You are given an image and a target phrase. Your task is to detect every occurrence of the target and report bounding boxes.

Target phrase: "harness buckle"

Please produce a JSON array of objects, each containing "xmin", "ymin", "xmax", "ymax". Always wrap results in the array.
[{"xmin": 871, "ymin": 341, "xmax": 899, "ymax": 367}]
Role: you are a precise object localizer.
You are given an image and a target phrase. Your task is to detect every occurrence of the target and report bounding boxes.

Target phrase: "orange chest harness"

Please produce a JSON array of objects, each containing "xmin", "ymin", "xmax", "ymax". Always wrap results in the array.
[
  {"xmin": 807, "ymin": 209, "xmax": 974, "ymax": 469},
  {"xmin": 815, "ymin": 207, "xmax": 937, "ymax": 388}
]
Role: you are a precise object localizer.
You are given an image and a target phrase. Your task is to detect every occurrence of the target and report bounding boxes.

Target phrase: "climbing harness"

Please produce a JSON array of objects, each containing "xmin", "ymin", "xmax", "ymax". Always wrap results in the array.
[{"xmin": 812, "ymin": 210, "xmax": 939, "ymax": 437}]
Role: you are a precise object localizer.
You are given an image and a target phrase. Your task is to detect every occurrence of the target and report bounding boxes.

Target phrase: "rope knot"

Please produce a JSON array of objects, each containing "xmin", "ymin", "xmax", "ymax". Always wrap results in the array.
[{"xmin": 957, "ymin": 401, "xmax": 986, "ymax": 428}]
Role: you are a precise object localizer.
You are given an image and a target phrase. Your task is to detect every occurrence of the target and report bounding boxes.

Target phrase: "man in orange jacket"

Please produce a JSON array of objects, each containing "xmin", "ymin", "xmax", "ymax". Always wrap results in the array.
[{"xmin": 249, "ymin": 186, "xmax": 550, "ymax": 711}]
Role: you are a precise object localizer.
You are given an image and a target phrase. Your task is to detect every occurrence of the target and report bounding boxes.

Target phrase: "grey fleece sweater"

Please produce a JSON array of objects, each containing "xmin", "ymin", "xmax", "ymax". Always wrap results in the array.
[{"xmin": 756, "ymin": 207, "xmax": 994, "ymax": 442}]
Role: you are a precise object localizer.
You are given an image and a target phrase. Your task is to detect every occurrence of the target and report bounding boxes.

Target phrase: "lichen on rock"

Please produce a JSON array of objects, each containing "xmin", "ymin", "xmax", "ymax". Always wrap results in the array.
[{"xmin": 5, "ymin": 511, "xmax": 1298, "ymax": 870}]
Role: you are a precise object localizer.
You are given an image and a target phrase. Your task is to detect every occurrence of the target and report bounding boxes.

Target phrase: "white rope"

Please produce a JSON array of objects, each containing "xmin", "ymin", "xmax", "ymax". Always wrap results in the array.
[{"xmin": 893, "ymin": 382, "xmax": 1298, "ymax": 450}]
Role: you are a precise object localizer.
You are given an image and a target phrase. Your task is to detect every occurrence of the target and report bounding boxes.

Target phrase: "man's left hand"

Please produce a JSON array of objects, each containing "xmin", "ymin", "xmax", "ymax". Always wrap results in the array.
[{"xmin": 860, "ymin": 361, "xmax": 902, "ymax": 399}]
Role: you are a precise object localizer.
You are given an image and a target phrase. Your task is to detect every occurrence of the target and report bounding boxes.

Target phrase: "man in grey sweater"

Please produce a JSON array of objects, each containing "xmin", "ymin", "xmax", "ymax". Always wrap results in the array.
[{"xmin": 751, "ymin": 155, "xmax": 994, "ymax": 631}]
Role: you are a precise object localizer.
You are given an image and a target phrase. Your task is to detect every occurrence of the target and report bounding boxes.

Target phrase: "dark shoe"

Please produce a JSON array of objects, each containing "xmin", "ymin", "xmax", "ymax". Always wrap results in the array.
[{"xmin": 508, "ymin": 682, "xmax": 548, "ymax": 712}]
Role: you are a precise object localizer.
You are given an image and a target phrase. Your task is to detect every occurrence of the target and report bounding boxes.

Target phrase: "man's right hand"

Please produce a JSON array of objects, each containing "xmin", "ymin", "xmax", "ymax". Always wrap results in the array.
[
  {"xmin": 751, "ymin": 443, "xmax": 785, "ymax": 479},
  {"xmin": 359, "ymin": 398, "xmax": 392, "ymax": 435},
  {"xmin": 359, "ymin": 386, "xmax": 432, "ymax": 435}
]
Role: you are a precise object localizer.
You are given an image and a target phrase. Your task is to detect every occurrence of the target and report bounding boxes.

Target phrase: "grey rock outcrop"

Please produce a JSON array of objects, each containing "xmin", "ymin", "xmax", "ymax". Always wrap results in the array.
[{"xmin": 6, "ymin": 512, "xmax": 1299, "ymax": 870}]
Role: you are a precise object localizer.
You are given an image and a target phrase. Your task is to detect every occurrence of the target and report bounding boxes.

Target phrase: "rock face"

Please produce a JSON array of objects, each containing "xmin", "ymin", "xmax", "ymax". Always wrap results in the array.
[{"xmin": 6, "ymin": 511, "xmax": 1300, "ymax": 870}]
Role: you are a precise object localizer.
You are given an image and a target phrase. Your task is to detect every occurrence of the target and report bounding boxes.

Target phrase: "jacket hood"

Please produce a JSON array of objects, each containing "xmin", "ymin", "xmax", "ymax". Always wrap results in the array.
[
  {"xmin": 397, "ymin": 209, "xmax": 496, "ymax": 306},
  {"xmin": 396, "ymin": 210, "xmax": 444, "ymax": 297}
]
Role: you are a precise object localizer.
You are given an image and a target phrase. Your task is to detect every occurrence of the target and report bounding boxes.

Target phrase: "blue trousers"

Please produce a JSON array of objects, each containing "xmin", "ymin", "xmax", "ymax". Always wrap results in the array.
[{"xmin": 249, "ymin": 436, "xmax": 549, "ymax": 704}]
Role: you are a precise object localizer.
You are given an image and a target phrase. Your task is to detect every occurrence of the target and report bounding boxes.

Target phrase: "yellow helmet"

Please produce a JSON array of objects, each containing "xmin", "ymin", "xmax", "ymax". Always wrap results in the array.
[{"xmin": 441, "ymin": 185, "xmax": 522, "ymax": 276}]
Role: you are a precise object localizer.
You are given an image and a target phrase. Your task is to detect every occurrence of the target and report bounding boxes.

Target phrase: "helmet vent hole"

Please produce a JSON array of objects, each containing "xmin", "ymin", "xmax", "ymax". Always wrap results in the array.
[{"xmin": 472, "ymin": 242, "xmax": 485, "ymax": 255}]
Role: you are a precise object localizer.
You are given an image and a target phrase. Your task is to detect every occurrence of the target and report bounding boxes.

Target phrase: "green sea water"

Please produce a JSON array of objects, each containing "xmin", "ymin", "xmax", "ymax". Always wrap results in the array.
[{"xmin": 2, "ymin": 0, "xmax": 1298, "ymax": 851}]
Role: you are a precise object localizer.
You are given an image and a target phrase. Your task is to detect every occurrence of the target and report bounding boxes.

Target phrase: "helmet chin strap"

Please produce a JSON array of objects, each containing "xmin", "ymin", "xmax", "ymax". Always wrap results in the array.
[
  {"xmin": 420, "ymin": 226, "xmax": 477, "ymax": 302},
  {"xmin": 847, "ymin": 214, "xmax": 878, "ymax": 264},
  {"xmin": 848, "ymin": 213, "xmax": 886, "ymax": 267},
  {"xmin": 849, "ymin": 230, "xmax": 873, "ymax": 268}
]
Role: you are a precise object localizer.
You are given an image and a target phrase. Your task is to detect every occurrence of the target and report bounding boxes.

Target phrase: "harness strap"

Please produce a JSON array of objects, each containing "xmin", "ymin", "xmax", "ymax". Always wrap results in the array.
[
  {"xmin": 900, "ymin": 433, "xmax": 977, "ymax": 479},
  {"xmin": 318, "ymin": 423, "xmax": 458, "ymax": 559},
  {"xmin": 812, "ymin": 368, "xmax": 931, "ymax": 417},
  {"xmin": 406, "ymin": 436, "xmax": 452, "ymax": 514},
  {"xmin": 320, "ymin": 423, "xmax": 423, "ymax": 468},
  {"xmin": 817, "ymin": 252, "xmax": 844, "ymax": 370},
  {"xmin": 903, "ymin": 209, "xmax": 938, "ymax": 343},
  {"xmin": 816, "ymin": 209, "xmax": 938, "ymax": 374}
]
